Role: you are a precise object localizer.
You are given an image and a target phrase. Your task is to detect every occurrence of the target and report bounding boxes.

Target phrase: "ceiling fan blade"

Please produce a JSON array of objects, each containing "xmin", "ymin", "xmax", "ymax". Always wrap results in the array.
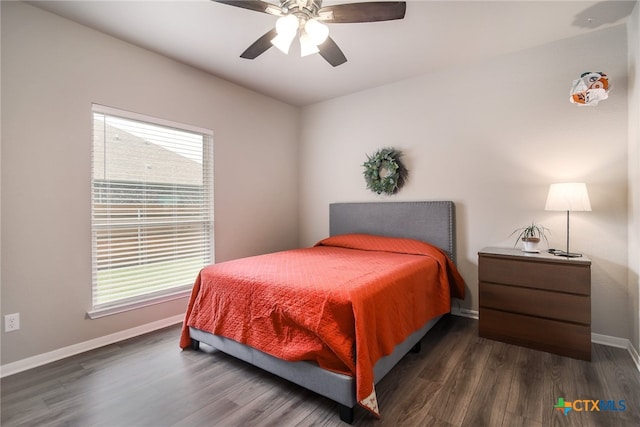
[
  {"xmin": 213, "ymin": 0, "xmax": 282, "ymax": 16},
  {"xmin": 318, "ymin": 36, "xmax": 347, "ymax": 67},
  {"xmin": 240, "ymin": 28, "xmax": 278, "ymax": 59},
  {"xmin": 318, "ymin": 1, "xmax": 406, "ymax": 23}
]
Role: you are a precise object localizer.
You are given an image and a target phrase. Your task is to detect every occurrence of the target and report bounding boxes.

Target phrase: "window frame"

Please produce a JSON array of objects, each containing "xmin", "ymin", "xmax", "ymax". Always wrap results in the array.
[{"xmin": 88, "ymin": 104, "xmax": 214, "ymax": 318}]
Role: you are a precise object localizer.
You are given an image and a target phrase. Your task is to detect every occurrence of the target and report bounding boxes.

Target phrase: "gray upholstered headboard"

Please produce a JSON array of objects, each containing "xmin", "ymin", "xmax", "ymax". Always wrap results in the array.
[{"xmin": 329, "ymin": 201, "xmax": 456, "ymax": 262}]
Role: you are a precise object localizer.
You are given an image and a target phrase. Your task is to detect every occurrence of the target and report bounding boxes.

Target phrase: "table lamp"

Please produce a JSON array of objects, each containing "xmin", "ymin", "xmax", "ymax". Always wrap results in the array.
[{"xmin": 544, "ymin": 182, "xmax": 591, "ymax": 257}]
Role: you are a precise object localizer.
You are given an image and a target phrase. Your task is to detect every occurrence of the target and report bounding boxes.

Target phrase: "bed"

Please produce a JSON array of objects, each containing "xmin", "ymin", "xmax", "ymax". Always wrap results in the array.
[{"xmin": 180, "ymin": 201, "xmax": 465, "ymax": 423}]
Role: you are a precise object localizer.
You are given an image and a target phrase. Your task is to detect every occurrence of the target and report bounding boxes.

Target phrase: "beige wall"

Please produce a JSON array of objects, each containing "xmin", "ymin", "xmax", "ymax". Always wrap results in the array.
[
  {"xmin": 1, "ymin": 2, "xmax": 299, "ymax": 365},
  {"xmin": 299, "ymin": 25, "xmax": 631, "ymax": 341},
  {"xmin": 628, "ymin": 1, "xmax": 640, "ymax": 354}
]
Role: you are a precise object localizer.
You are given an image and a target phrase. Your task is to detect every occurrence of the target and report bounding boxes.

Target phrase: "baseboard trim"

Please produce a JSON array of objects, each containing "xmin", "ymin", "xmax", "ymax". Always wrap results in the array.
[
  {"xmin": 591, "ymin": 332, "xmax": 629, "ymax": 348},
  {"xmin": 0, "ymin": 314, "xmax": 184, "ymax": 378},
  {"xmin": 629, "ymin": 343, "xmax": 640, "ymax": 372},
  {"xmin": 451, "ymin": 306, "xmax": 479, "ymax": 319},
  {"xmin": 592, "ymin": 332, "xmax": 640, "ymax": 372}
]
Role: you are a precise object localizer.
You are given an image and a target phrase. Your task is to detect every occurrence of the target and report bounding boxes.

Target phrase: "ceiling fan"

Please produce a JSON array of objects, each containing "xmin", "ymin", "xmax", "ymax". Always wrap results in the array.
[{"xmin": 213, "ymin": 0, "xmax": 406, "ymax": 67}]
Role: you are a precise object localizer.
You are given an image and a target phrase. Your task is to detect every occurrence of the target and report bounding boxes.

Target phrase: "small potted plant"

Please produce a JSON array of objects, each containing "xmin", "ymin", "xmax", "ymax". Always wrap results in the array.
[{"xmin": 510, "ymin": 222, "xmax": 550, "ymax": 253}]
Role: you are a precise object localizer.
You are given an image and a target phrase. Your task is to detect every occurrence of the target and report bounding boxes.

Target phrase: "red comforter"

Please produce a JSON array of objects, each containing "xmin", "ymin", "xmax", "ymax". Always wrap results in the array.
[{"xmin": 180, "ymin": 234, "xmax": 465, "ymax": 416}]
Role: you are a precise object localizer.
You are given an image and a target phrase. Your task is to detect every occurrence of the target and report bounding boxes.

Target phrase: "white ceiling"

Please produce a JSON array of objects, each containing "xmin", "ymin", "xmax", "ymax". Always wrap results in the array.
[{"xmin": 28, "ymin": 0, "xmax": 636, "ymax": 106}]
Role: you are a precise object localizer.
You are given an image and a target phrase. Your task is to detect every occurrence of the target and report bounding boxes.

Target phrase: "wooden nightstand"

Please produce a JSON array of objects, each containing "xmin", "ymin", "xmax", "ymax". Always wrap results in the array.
[{"xmin": 478, "ymin": 247, "xmax": 591, "ymax": 361}]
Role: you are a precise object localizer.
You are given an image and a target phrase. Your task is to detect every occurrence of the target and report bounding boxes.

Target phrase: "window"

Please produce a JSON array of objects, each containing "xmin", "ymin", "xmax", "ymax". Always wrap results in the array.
[{"xmin": 90, "ymin": 105, "xmax": 213, "ymax": 317}]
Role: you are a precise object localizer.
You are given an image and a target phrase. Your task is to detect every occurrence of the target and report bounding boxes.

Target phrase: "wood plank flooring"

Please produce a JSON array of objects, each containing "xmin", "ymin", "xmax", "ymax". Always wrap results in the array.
[{"xmin": 2, "ymin": 315, "xmax": 639, "ymax": 426}]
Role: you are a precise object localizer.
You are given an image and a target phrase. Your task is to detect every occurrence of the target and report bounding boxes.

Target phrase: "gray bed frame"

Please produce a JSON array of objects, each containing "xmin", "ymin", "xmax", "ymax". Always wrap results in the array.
[{"xmin": 189, "ymin": 201, "xmax": 457, "ymax": 423}]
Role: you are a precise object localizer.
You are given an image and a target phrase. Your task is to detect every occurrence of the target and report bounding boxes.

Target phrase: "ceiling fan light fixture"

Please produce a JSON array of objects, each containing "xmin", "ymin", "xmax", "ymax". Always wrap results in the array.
[
  {"xmin": 271, "ymin": 14, "xmax": 299, "ymax": 54},
  {"xmin": 275, "ymin": 14, "xmax": 299, "ymax": 37},
  {"xmin": 300, "ymin": 33, "xmax": 320, "ymax": 56},
  {"xmin": 304, "ymin": 18, "xmax": 329, "ymax": 45}
]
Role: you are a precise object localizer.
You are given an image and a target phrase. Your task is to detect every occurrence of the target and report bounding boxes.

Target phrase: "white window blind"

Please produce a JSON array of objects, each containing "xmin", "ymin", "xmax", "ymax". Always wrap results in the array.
[{"xmin": 90, "ymin": 105, "xmax": 213, "ymax": 315}]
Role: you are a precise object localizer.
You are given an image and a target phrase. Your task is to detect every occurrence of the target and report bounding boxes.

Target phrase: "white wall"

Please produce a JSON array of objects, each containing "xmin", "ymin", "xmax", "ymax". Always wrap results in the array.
[
  {"xmin": 1, "ymin": 2, "xmax": 299, "ymax": 365},
  {"xmin": 628, "ymin": 1, "xmax": 640, "ymax": 354},
  {"xmin": 299, "ymin": 25, "xmax": 630, "ymax": 341}
]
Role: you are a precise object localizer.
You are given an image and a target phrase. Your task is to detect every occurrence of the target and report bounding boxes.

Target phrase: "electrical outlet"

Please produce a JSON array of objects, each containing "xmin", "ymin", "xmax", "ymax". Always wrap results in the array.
[{"xmin": 4, "ymin": 313, "xmax": 20, "ymax": 332}]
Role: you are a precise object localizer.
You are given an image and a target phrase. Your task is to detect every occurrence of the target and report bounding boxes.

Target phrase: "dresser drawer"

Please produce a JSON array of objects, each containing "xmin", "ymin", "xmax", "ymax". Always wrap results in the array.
[
  {"xmin": 479, "ymin": 308, "xmax": 591, "ymax": 360},
  {"xmin": 479, "ymin": 255, "xmax": 590, "ymax": 295},
  {"xmin": 480, "ymin": 282, "xmax": 590, "ymax": 324}
]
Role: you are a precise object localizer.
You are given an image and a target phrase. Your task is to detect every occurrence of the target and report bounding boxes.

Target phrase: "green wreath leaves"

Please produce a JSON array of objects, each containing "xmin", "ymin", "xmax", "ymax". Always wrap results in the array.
[{"xmin": 362, "ymin": 147, "xmax": 408, "ymax": 195}]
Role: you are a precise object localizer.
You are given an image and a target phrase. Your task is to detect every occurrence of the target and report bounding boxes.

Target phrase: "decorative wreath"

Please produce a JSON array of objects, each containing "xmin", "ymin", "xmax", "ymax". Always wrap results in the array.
[{"xmin": 362, "ymin": 147, "xmax": 408, "ymax": 195}]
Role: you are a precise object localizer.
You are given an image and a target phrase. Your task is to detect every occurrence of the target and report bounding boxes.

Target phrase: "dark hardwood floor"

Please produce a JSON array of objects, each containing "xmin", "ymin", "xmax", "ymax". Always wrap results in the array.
[{"xmin": 2, "ymin": 315, "xmax": 639, "ymax": 426}]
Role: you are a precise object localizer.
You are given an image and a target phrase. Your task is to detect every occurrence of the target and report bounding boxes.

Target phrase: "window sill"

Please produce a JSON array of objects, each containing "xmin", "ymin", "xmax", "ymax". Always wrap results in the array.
[{"xmin": 87, "ymin": 289, "xmax": 191, "ymax": 319}]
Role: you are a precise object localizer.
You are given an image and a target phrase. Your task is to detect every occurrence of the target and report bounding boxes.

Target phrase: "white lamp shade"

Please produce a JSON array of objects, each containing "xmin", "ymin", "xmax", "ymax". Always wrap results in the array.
[
  {"xmin": 300, "ymin": 33, "xmax": 320, "ymax": 56},
  {"xmin": 275, "ymin": 15, "xmax": 299, "ymax": 37},
  {"xmin": 545, "ymin": 183, "xmax": 592, "ymax": 212},
  {"xmin": 271, "ymin": 15, "xmax": 298, "ymax": 53},
  {"xmin": 304, "ymin": 19, "xmax": 329, "ymax": 45},
  {"xmin": 271, "ymin": 33, "xmax": 296, "ymax": 54}
]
